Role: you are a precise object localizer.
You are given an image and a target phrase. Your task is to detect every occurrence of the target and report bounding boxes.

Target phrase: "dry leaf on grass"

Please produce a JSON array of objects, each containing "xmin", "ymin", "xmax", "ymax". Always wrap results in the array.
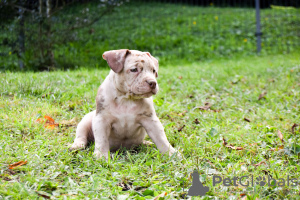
[
  {"xmin": 178, "ymin": 125, "xmax": 185, "ymax": 132},
  {"xmin": 244, "ymin": 117, "xmax": 251, "ymax": 122},
  {"xmin": 36, "ymin": 115, "xmax": 59, "ymax": 129},
  {"xmin": 117, "ymin": 182, "xmax": 131, "ymax": 191},
  {"xmin": 292, "ymin": 123, "xmax": 299, "ymax": 134},
  {"xmin": 277, "ymin": 130, "xmax": 284, "ymax": 143},
  {"xmin": 196, "ymin": 102, "xmax": 212, "ymax": 110},
  {"xmin": 193, "ymin": 118, "xmax": 200, "ymax": 124},
  {"xmin": 262, "ymin": 170, "xmax": 272, "ymax": 177},
  {"xmin": 9, "ymin": 160, "xmax": 27, "ymax": 169},
  {"xmin": 222, "ymin": 138, "xmax": 243, "ymax": 150},
  {"xmin": 253, "ymin": 161, "xmax": 267, "ymax": 167},
  {"xmin": 258, "ymin": 91, "xmax": 267, "ymax": 100}
]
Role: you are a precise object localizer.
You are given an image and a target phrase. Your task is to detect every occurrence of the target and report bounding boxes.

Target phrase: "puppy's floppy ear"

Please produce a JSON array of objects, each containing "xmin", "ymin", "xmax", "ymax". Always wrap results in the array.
[
  {"xmin": 146, "ymin": 52, "xmax": 159, "ymax": 69},
  {"xmin": 102, "ymin": 49, "xmax": 130, "ymax": 73},
  {"xmin": 146, "ymin": 52, "xmax": 159, "ymax": 77}
]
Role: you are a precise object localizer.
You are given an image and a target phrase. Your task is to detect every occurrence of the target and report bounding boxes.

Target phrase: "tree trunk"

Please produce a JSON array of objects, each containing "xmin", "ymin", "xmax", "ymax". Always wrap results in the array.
[
  {"xmin": 46, "ymin": 0, "xmax": 54, "ymax": 68},
  {"xmin": 38, "ymin": 0, "xmax": 45, "ymax": 62},
  {"xmin": 18, "ymin": 7, "xmax": 25, "ymax": 70}
]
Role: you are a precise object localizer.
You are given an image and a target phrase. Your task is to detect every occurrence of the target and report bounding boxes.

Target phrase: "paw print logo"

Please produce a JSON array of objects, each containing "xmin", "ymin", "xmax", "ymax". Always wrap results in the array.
[{"xmin": 256, "ymin": 176, "xmax": 266, "ymax": 186}]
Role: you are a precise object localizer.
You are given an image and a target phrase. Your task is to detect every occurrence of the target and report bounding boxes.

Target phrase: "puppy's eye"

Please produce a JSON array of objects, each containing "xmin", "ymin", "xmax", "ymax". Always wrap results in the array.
[
  {"xmin": 153, "ymin": 69, "xmax": 156, "ymax": 73},
  {"xmin": 130, "ymin": 68, "xmax": 138, "ymax": 72}
]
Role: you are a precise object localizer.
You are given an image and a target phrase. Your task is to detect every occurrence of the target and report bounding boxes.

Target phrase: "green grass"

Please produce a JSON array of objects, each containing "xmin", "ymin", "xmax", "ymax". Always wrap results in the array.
[
  {"xmin": 1, "ymin": 52, "xmax": 300, "ymax": 199},
  {"xmin": 1, "ymin": 1, "xmax": 299, "ymax": 70}
]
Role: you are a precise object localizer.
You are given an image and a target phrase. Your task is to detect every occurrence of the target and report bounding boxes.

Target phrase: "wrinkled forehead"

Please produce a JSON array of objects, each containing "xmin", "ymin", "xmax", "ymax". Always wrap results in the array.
[{"xmin": 124, "ymin": 52, "xmax": 158, "ymax": 71}]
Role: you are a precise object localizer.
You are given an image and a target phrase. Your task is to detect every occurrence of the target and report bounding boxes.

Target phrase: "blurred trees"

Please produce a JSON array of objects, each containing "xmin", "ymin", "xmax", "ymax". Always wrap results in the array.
[{"xmin": 0, "ymin": 0, "xmax": 125, "ymax": 70}]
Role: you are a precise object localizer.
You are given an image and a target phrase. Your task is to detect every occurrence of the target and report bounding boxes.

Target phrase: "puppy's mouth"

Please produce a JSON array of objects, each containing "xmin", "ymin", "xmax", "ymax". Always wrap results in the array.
[{"xmin": 129, "ymin": 90, "xmax": 156, "ymax": 99}]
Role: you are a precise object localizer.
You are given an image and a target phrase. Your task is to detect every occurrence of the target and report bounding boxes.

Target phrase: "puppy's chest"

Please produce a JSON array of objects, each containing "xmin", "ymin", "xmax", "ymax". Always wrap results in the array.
[
  {"xmin": 109, "ymin": 103, "xmax": 143, "ymax": 135},
  {"xmin": 110, "ymin": 112, "xmax": 142, "ymax": 139}
]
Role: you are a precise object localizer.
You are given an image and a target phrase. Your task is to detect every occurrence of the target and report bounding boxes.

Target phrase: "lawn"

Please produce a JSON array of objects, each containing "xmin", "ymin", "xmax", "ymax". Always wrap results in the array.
[
  {"xmin": 1, "ymin": 52, "xmax": 300, "ymax": 199},
  {"xmin": 1, "ymin": 1, "xmax": 299, "ymax": 70}
]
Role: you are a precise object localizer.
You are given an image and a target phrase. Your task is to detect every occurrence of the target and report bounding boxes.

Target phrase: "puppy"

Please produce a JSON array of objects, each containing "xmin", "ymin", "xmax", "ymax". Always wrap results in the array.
[{"xmin": 70, "ymin": 49, "xmax": 177, "ymax": 159}]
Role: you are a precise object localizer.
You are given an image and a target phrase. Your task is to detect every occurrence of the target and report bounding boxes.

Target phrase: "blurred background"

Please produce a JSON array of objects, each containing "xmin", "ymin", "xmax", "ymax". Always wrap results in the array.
[{"xmin": 0, "ymin": 0, "xmax": 299, "ymax": 71}]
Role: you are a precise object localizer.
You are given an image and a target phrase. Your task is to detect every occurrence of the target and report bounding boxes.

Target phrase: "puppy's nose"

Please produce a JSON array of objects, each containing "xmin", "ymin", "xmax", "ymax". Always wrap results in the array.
[{"xmin": 146, "ymin": 80, "xmax": 156, "ymax": 89}]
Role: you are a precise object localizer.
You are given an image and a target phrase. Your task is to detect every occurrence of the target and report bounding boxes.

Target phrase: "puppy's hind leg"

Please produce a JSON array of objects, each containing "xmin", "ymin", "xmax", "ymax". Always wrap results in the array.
[{"xmin": 69, "ymin": 111, "xmax": 96, "ymax": 151}]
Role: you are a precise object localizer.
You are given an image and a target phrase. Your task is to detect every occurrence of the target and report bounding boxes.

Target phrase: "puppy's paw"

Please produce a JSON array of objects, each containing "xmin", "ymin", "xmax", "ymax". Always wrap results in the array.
[
  {"xmin": 168, "ymin": 148, "xmax": 183, "ymax": 159},
  {"xmin": 174, "ymin": 151, "xmax": 183, "ymax": 159},
  {"xmin": 68, "ymin": 142, "xmax": 86, "ymax": 151},
  {"xmin": 93, "ymin": 150, "xmax": 108, "ymax": 160},
  {"xmin": 142, "ymin": 140, "xmax": 154, "ymax": 146}
]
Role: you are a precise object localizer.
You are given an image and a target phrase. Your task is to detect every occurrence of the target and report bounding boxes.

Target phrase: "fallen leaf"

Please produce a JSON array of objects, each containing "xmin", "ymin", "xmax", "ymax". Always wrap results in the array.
[
  {"xmin": 9, "ymin": 160, "xmax": 27, "ymax": 169},
  {"xmin": 253, "ymin": 161, "xmax": 267, "ymax": 167},
  {"xmin": 193, "ymin": 118, "xmax": 200, "ymax": 124},
  {"xmin": 117, "ymin": 182, "xmax": 131, "ymax": 191},
  {"xmin": 154, "ymin": 192, "xmax": 167, "ymax": 200},
  {"xmin": 178, "ymin": 125, "xmax": 185, "ymax": 132},
  {"xmin": 197, "ymin": 102, "xmax": 212, "ymax": 110},
  {"xmin": 36, "ymin": 115, "xmax": 59, "ymax": 129},
  {"xmin": 44, "ymin": 115, "xmax": 55, "ymax": 123},
  {"xmin": 262, "ymin": 170, "xmax": 272, "ymax": 178},
  {"xmin": 277, "ymin": 130, "xmax": 284, "ymax": 143},
  {"xmin": 178, "ymin": 76, "xmax": 183, "ymax": 79},
  {"xmin": 258, "ymin": 91, "xmax": 267, "ymax": 100},
  {"xmin": 222, "ymin": 138, "xmax": 243, "ymax": 150},
  {"xmin": 292, "ymin": 123, "xmax": 299, "ymax": 134},
  {"xmin": 244, "ymin": 117, "xmax": 251, "ymax": 122}
]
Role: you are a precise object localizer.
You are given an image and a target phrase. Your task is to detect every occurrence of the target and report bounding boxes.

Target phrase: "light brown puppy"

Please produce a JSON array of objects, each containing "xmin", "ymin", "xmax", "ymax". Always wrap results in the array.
[{"xmin": 70, "ymin": 49, "xmax": 177, "ymax": 159}]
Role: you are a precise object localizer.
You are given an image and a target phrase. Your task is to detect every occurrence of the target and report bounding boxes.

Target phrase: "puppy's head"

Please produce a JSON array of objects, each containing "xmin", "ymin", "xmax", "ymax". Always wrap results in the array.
[{"xmin": 102, "ymin": 49, "xmax": 159, "ymax": 98}]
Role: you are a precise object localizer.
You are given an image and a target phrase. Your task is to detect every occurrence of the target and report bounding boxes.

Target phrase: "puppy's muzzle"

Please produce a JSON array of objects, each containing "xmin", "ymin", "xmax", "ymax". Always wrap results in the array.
[{"xmin": 146, "ymin": 80, "xmax": 157, "ymax": 90}]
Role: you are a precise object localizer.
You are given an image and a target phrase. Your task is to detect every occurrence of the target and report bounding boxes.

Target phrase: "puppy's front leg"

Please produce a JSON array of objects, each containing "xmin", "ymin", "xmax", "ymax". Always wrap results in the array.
[
  {"xmin": 92, "ymin": 115, "xmax": 111, "ymax": 160},
  {"xmin": 141, "ymin": 116, "xmax": 176, "ymax": 156}
]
